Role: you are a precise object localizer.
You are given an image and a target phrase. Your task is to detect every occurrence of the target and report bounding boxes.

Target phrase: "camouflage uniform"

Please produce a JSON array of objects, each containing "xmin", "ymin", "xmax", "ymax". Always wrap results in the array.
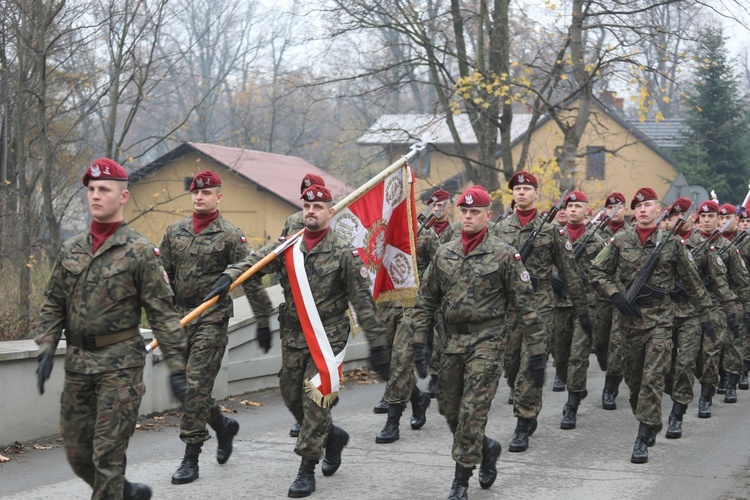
[
  {"xmin": 280, "ymin": 211, "xmax": 305, "ymax": 239},
  {"xmin": 35, "ymin": 223, "xmax": 187, "ymax": 499},
  {"xmin": 589, "ymin": 228, "xmax": 711, "ymax": 428},
  {"xmin": 224, "ymin": 229, "xmax": 387, "ymax": 460},
  {"xmin": 160, "ymin": 214, "xmax": 274, "ymax": 445},
  {"xmin": 493, "ymin": 212, "xmax": 588, "ymax": 420},
  {"xmin": 595, "ymin": 224, "xmax": 626, "ymax": 380},
  {"xmin": 410, "ymin": 230, "xmax": 545, "ymax": 467},
  {"xmin": 714, "ymin": 237, "xmax": 750, "ymax": 380}
]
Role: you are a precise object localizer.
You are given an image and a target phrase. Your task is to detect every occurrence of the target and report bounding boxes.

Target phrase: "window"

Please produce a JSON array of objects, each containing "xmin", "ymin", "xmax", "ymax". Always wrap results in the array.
[{"xmin": 586, "ymin": 146, "xmax": 605, "ymax": 180}]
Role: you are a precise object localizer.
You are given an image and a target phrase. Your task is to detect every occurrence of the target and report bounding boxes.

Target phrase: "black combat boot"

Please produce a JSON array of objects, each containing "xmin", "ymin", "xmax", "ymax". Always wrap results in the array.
[
  {"xmin": 725, "ymin": 373, "xmax": 739, "ymax": 403},
  {"xmin": 288, "ymin": 458, "xmax": 317, "ymax": 498},
  {"xmin": 209, "ymin": 414, "xmax": 239, "ymax": 464},
  {"xmin": 478, "ymin": 436, "xmax": 501, "ymax": 490},
  {"xmin": 552, "ymin": 374, "xmax": 566, "ymax": 392},
  {"xmin": 631, "ymin": 423, "xmax": 651, "ymax": 464},
  {"xmin": 124, "ymin": 480, "xmax": 152, "ymax": 500},
  {"xmin": 321, "ymin": 425, "xmax": 349, "ymax": 477},
  {"xmin": 373, "ymin": 396, "xmax": 389, "ymax": 414},
  {"xmin": 560, "ymin": 391, "xmax": 582, "ymax": 430},
  {"xmin": 698, "ymin": 384, "xmax": 714, "ymax": 418},
  {"xmin": 171, "ymin": 443, "xmax": 202, "ymax": 484},
  {"xmin": 376, "ymin": 404, "xmax": 404, "ymax": 444},
  {"xmin": 447, "ymin": 463, "xmax": 474, "ymax": 500},
  {"xmin": 425, "ymin": 374, "xmax": 438, "ymax": 399},
  {"xmin": 507, "ymin": 391, "xmax": 514, "ymax": 405},
  {"xmin": 717, "ymin": 372, "xmax": 727, "ymax": 394},
  {"xmin": 290, "ymin": 422, "xmax": 301, "ymax": 437},
  {"xmin": 602, "ymin": 374, "xmax": 619, "ymax": 410},
  {"xmin": 666, "ymin": 402, "xmax": 687, "ymax": 439},
  {"xmin": 410, "ymin": 387, "xmax": 431, "ymax": 430},
  {"xmin": 509, "ymin": 417, "xmax": 536, "ymax": 452},
  {"xmin": 645, "ymin": 423, "xmax": 662, "ymax": 447},
  {"xmin": 739, "ymin": 361, "xmax": 750, "ymax": 390}
]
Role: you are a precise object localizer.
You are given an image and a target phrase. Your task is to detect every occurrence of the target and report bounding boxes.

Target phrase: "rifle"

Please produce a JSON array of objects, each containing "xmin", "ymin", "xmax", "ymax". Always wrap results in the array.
[
  {"xmin": 417, "ymin": 200, "xmax": 434, "ymax": 225},
  {"xmin": 623, "ymin": 209, "xmax": 675, "ymax": 306},
  {"xmin": 574, "ymin": 202, "xmax": 621, "ymax": 261},
  {"xmin": 690, "ymin": 218, "xmax": 733, "ymax": 257},
  {"xmin": 718, "ymin": 228, "xmax": 750, "ymax": 257},
  {"xmin": 586, "ymin": 208, "xmax": 605, "ymax": 229},
  {"xmin": 518, "ymin": 190, "xmax": 569, "ymax": 262},
  {"xmin": 418, "ymin": 201, "xmax": 447, "ymax": 234},
  {"xmin": 495, "ymin": 201, "xmax": 515, "ymax": 223}
]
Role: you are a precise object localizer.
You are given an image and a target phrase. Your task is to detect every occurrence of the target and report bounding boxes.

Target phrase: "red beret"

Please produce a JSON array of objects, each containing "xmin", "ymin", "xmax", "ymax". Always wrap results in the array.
[
  {"xmin": 82, "ymin": 158, "xmax": 128, "ymax": 186},
  {"xmin": 189, "ymin": 170, "xmax": 222, "ymax": 191},
  {"xmin": 586, "ymin": 207, "xmax": 593, "ymax": 216},
  {"xmin": 301, "ymin": 173, "xmax": 326, "ymax": 194},
  {"xmin": 301, "ymin": 184, "xmax": 333, "ymax": 203},
  {"xmin": 669, "ymin": 197, "xmax": 692, "ymax": 216},
  {"xmin": 739, "ymin": 210, "xmax": 750, "ymax": 220},
  {"xmin": 564, "ymin": 190, "xmax": 589, "ymax": 207},
  {"xmin": 698, "ymin": 200, "xmax": 720, "ymax": 213},
  {"xmin": 456, "ymin": 185, "xmax": 491, "ymax": 207},
  {"xmin": 630, "ymin": 187, "xmax": 659, "ymax": 210},
  {"xmin": 720, "ymin": 203, "xmax": 738, "ymax": 215},
  {"xmin": 605, "ymin": 192, "xmax": 626, "ymax": 206},
  {"xmin": 429, "ymin": 189, "xmax": 450, "ymax": 203},
  {"xmin": 508, "ymin": 170, "xmax": 538, "ymax": 189}
]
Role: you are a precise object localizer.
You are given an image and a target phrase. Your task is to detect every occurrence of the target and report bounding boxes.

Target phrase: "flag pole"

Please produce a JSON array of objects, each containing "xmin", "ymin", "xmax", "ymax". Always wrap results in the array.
[{"xmin": 146, "ymin": 139, "xmax": 433, "ymax": 353}]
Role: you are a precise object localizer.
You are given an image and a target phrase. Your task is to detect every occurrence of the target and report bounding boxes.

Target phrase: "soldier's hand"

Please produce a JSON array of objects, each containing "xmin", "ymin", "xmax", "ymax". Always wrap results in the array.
[
  {"xmin": 577, "ymin": 314, "xmax": 593, "ymax": 338},
  {"xmin": 550, "ymin": 275, "xmax": 568, "ymax": 299},
  {"xmin": 413, "ymin": 343, "xmax": 430, "ymax": 379},
  {"xmin": 701, "ymin": 321, "xmax": 717, "ymax": 343},
  {"xmin": 203, "ymin": 274, "xmax": 232, "ymax": 303},
  {"xmin": 610, "ymin": 293, "xmax": 642, "ymax": 318},
  {"xmin": 369, "ymin": 346, "xmax": 390, "ymax": 381},
  {"xmin": 526, "ymin": 353, "xmax": 546, "ymax": 388},
  {"xmin": 169, "ymin": 370, "xmax": 188, "ymax": 404},
  {"xmin": 727, "ymin": 314, "xmax": 740, "ymax": 336},
  {"xmin": 36, "ymin": 353, "xmax": 54, "ymax": 395},
  {"xmin": 257, "ymin": 326, "xmax": 272, "ymax": 353}
]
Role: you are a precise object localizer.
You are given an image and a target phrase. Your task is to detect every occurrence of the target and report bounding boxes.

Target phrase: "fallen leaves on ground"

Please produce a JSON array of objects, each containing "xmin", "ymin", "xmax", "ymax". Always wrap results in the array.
[
  {"xmin": 238, "ymin": 400, "xmax": 262, "ymax": 407},
  {"xmin": 341, "ymin": 368, "xmax": 379, "ymax": 385},
  {"xmin": 0, "ymin": 454, "xmax": 9, "ymax": 462},
  {"xmin": 219, "ymin": 405, "xmax": 237, "ymax": 414}
]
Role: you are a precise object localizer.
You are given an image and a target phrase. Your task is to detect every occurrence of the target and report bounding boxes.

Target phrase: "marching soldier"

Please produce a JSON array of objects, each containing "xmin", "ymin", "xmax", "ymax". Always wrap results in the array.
[
  {"xmin": 205, "ymin": 184, "xmax": 390, "ymax": 498},
  {"xmin": 550, "ymin": 204, "xmax": 570, "ymax": 393},
  {"xmin": 736, "ymin": 209, "xmax": 750, "ymax": 389},
  {"xmin": 35, "ymin": 158, "xmax": 188, "ymax": 500},
  {"xmin": 411, "ymin": 185, "xmax": 546, "ymax": 500},
  {"xmin": 589, "ymin": 188, "xmax": 713, "ymax": 463},
  {"xmin": 492, "ymin": 171, "xmax": 591, "ymax": 452},
  {"xmin": 160, "ymin": 170, "xmax": 275, "ymax": 484}
]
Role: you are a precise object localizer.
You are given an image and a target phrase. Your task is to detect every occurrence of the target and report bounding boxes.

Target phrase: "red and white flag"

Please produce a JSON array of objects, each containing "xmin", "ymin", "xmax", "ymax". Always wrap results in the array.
[{"xmin": 330, "ymin": 165, "xmax": 419, "ymax": 305}]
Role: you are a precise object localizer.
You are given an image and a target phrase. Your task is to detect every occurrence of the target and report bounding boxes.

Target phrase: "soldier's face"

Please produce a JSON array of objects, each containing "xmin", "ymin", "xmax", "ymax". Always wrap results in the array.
[
  {"xmin": 740, "ymin": 217, "xmax": 750, "ymax": 231},
  {"xmin": 719, "ymin": 214, "xmax": 737, "ymax": 232},
  {"xmin": 555, "ymin": 209, "xmax": 567, "ymax": 225},
  {"xmin": 633, "ymin": 200, "xmax": 660, "ymax": 227},
  {"xmin": 605, "ymin": 203, "xmax": 626, "ymax": 223},
  {"xmin": 191, "ymin": 188, "xmax": 222, "ymax": 214},
  {"xmin": 699, "ymin": 212, "xmax": 719, "ymax": 233},
  {"xmin": 459, "ymin": 206, "xmax": 492, "ymax": 234},
  {"xmin": 87, "ymin": 180, "xmax": 129, "ymax": 223},
  {"xmin": 565, "ymin": 201, "xmax": 587, "ymax": 224},
  {"xmin": 512, "ymin": 185, "xmax": 538, "ymax": 210},
  {"xmin": 432, "ymin": 200, "xmax": 451, "ymax": 220},
  {"xmin": 663, "ymin": 214, "xmax": 677, "ymax": 231},
  {"xmin": 303, "ymin": 201, "xmax": 334, "ymax": 231}
]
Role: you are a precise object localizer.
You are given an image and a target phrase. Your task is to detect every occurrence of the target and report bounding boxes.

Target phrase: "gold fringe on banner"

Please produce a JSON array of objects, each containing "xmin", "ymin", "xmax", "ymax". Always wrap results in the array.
[{"xmin": 304, "ymin": 379, "xmax": 339, "ymax": 408}]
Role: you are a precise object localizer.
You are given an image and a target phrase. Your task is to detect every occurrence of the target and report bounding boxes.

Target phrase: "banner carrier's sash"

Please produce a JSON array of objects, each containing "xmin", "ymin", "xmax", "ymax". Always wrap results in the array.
[{"xmin": 285, "ymin": 237, "xmax": 347, "ymax": 408}]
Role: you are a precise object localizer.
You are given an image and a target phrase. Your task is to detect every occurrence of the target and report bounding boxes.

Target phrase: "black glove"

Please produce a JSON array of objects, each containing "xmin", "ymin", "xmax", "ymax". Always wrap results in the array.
[
  {"xmin": 701, "ymin": 321, "xmax": 717, "ymax": 343},
  {"xmin": 610, "ymin": 293, "xmax": 642, "ymax": 318},
  {"xmin": 727, "ymin": 314, "xmax": 740, "ymax": 336},
  {"xmin": 369, "ymin": 346, "xmax": 390, "ymax": 381},
  {"xmin": 744, "ymin": 312, "xmax": 750, "ymax": 336},
  {"xmin": 169, "ymin": 370, "xmax": 188, "ymax": 404},
  {"xmin": 550, "ymin": 275, "xmax": 568, "ymax": 299},
  {"xmin": 36, "ymin": 353, "xmax": 54, "ymax": 395},
  {"xmin": 257, "ymin": 326, "xmax": 272, "ymax": 353},
  {"xmin": 526, "ymin": 353, "xmax": 546, "ymax": 388},
  {"xmin": 669, "ymin": 281, "xmax": 689, "ymax": 301},
  {"xmin": 413, "ymin": 343, "xmax": 430, "ymax": 379},
  {"xmin": 577, "ymin": 314, "xmax": 593, "ymax": 338},
  {"xmin": 203, "ymin": 274, "xmax": 232, "ymax": 303}
]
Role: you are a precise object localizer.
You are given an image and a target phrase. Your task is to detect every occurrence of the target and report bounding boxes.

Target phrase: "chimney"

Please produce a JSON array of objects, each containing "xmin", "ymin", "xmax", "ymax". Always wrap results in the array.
[{"xmin": 600, "ymin": 90, "xmax": 624, "ymax": 111}]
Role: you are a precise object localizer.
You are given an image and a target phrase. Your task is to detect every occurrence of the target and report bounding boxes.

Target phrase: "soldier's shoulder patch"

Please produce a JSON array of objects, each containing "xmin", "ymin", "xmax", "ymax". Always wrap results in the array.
[
  {"xmin": 680, "ymin": 238, "xmax": 686, "ymax": 245},
  {"xmin": 710, "ymin": 245, "xmax": 716, "ymax": 252},
  {"xmin": 162, "ymin": 270, "xmax": 170, "ymax": 285},
  {"xmin": 360, "ymin": 266, "xmax": 369, "ymax": 279},
  {"xmin": 240, "ymin": 235, "xmax": 248, "ymax": 243},
  {"xmin": 687, "ymin": 251, "xmax": 694, "ymax": 262},
  {"xmin": 559, "ymin": 228, "xmax": 565, "ymax": 235},
  {"xmin": 717, "ymin": 256, "xmax": 724, "ymax": 266},
  {"xmin": 514, "ymin": 252, "xmax": 521, "ymax": 260},
  {"xmin": 736, "ymin": 248, "xmax": 742, "ymax": 255},
  {"xmin": 352, "ymin": 249, "xmax": 360, "ymax": 256},
  {"xmin": 520, "ymin": 270, "xmax": 530, "ymax": 283},
  {"xmin": 153, "ymin": 247, "xmax": 161, "ymax": 257},
  {"xmin": 565, "ymin": 240, "xmax": 573, "ymax": 251}
]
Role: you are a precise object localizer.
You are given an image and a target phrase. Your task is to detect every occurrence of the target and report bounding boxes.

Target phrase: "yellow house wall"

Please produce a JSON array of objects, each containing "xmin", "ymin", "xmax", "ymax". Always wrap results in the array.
[{"xmin": 124, "ymin": 152, "xmax": 297, "ymax": 248}]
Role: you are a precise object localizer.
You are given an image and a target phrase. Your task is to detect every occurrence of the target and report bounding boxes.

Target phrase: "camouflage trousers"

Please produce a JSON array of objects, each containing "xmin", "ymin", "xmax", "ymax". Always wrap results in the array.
[
  {"xmin": 429, "ymin": 319, "xmax": 444, "ymax": 377},
  {"xmin": 664, "ymin": 315, "xmax": 701, "ymax": 405},
  {"xmin": 437, "ymin": 346, "xmax": 503, "ymax": 467},
  {"xmin": 385, "ymin": 308, "xmax": 418, "ymax": 406},
  {"xmin": 61, "ymin": 367, "xmax": 145, "ymax": 500},
  {"xmin": 621, "ymin": 325, "xmax": 672, "ymax": 427},
  {"xmin": 695, "ymin": 307, "xmax": 726, "ymax": 388},
  {"xmin": 553, "ymin": 306, "xmax": 592, "ymax": 393},
  {"xmin": 180, "ymin": 319, "xmax": 228, "ymax": 444},
  {"xmin": 593, "ymin": 302, "xmax": 624, "ymax": 377},
  {"xmin": 280, "ymin": 343, "xmax": 345, "ymax": 460},
  {"xmin": 377, "ymin": 302, "xmax": 404, "ymax": 379},
  {"xmin": 721, "ymin": 304, "xmax": 743, "ymax": 376}
]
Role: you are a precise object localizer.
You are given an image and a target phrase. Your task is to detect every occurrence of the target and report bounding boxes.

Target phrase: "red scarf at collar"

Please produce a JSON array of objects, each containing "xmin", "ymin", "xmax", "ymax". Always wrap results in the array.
[
  {"xmin": 193, "ymin": 211, "xmax": 220, "ymax": 235},
  {"xmin": 516, "ymin": 208, "xmax": 538, "ymax": 228},
  {"xmin": 678, "ymin": 229, "xmax": 692, "ymax": 240},
  {"xmin": 566, "ymin": 222, "xmax": 586, "ymax": 242},
  {"xmin": 90, "ymin": 220, "xmax": 122, "ymax": 253},
  {"xmin": 432, "ymin": 219, "xmax": 450, "ymax": 235},
  {"xmin": 461, "ymin": 227, "xmax": 487, "ymax": 255},
  {"xmin": 723, "ymin": 230, "xmax": 737, "ymax": 242},
  {"xmin": 636, "ymin": 226, "xmax": 658, "ymax": 245},
  {"xmin": 304, "ymin": 227, "xmax": 329, "ymax": 251},
  {"xmin": 609, "ymin": 220, "xmax": 625, "ymax": 234}
]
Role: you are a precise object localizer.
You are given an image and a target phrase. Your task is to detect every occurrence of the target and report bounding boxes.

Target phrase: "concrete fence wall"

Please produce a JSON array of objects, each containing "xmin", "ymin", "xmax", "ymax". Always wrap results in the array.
[{"xmin": 0, "ymin": 285, "xmax": 371, "ymax": 448}]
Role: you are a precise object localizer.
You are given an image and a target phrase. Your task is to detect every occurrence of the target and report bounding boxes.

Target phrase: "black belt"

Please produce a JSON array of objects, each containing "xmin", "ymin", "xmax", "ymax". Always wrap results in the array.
[
  {"xmin": 67, "ymin": 327, "xmax": 141, "ymax": 350},
  {"xmin": 445, "ymin": 317, "xmax": 505, "ymax": 335},
  {"xmin": 286, "ymin": 314, "xmax": 348, "ymax": 330}
]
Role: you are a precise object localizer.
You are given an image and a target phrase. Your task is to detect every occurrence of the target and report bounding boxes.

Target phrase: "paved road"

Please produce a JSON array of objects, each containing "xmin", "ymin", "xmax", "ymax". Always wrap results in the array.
[{"xmin": 2, "ymin": 361, "xmax": 749, "ymax": 499}]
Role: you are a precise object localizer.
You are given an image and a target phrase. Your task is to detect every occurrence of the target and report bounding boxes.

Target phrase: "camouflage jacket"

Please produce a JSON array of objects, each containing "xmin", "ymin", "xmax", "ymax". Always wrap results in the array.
[
  {"xmin": 589, "ymin": 225, "xmax": 711, "ymax": 330},
  {"xmin": 280, "ymin": 211, "xmax": 304, "ymax": 239},
  {"xmin": 225, "ymin": 229, "xmax": 387, "ymax": 349},
  {"xmin": 437, "ymin": 220, "xmax": 461, "ymax": 245},
  {"xmin": 416, "ymin": 228, "xmax": 439, "ymax": 281},
  {"xmin": 35, "ymin": 224, "xmax": 187, "ymax": 374},
  {"xmin": 714, "ymin": 236, "xmax": 750, "ymax": 314},
  {"xmin": 493, "ymin": 211, "xmax": 589, "ymax": 316},
  {"xmin": 160, "ymin": 214, "xmax": 273, "ymax": 327},
  {"xmin": 555, "ymin": 224, "xmax": 606, "ymax": 308},
  {"xmin": 411, "ymin": 230, "xmax": 545, "ymax": 355}
]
